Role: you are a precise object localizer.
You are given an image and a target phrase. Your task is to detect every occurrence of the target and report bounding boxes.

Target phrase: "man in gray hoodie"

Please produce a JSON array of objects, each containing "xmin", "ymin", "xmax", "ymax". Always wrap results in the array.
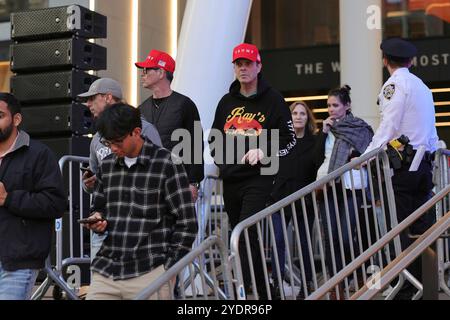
[{"xmin": 78, "ymin": 78, "xmax": 162, "ymax": 259}]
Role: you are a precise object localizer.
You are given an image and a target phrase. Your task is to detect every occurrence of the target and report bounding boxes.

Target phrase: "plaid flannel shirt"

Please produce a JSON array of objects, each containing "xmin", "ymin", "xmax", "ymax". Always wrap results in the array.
[{"xmin": 90, "ymin": 138, "xmax": 198, "ymax": 280}]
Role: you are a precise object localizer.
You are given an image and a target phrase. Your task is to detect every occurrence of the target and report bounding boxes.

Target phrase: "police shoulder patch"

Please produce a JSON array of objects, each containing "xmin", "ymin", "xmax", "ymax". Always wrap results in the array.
[{"xmin": 383, "ymin": 84, "xmax": 395, "ymax": 100}]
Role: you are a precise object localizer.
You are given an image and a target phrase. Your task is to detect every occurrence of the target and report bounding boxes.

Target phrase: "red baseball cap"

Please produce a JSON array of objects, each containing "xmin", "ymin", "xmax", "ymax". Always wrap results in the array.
[
  {"xmin": 232, "ymin": 43, "xmax": 261, "ymax": 63},
  {"xmin": 135, "ymin": 49, "xmax": 176, "ymax": 73}
]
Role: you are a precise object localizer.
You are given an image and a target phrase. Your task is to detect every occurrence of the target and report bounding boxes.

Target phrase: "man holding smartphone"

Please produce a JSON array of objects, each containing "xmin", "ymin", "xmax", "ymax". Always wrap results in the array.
[
  {"xmin": 77, "ymin": 78, "xmax": 162, "ymax": 260},
  {"xmin": 82, "ymin": 103, "xmax": 197, "ymax": 300}
]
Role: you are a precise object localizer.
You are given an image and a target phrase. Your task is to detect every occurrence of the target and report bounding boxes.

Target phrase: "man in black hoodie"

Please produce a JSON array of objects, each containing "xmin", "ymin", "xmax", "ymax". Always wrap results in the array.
[
  {"xmin": 210, "ymin": 43, "xmax": 296, "ymax": 299},
  {"xmin": 0, "ymin": 93, "xmax": 66, "ymax": 300}
]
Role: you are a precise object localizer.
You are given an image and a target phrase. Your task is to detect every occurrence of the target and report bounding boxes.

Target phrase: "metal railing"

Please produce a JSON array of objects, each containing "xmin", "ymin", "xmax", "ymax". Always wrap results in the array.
[
  {"xmin": 32, "ymin": 155, "xmax": 91, "ymax": 300},
  {"xmin": 134, "ymin": 236, "xmax": 234, "ymax": 300},
  {"xmin": 195, "ymin": 175, "xmax": 228, "ymax": 246},
  {"xmin": 307, "ymin": 184, "xmax": 450, "ymax": 300},
  {"xmin": 433, "ymin": 148, "xmax": 450, "ymax": 297},
  {"xmin": 229, "ymin": 146, "xmax": 417, "ymax": 300}
]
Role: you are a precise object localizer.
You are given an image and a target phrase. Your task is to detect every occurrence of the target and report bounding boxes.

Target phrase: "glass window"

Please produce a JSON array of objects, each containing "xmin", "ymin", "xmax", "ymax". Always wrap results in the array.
[
  {"xmin": 245, "ymin": 0, "xmax": 340, "ymax": 50},
  {"xmin": 383, "ymin": 0, "xmax": 450, "ymax": 39},
  {"xmin": 0, "ymin": 0, "xmax": 48, "ymax": 23}
]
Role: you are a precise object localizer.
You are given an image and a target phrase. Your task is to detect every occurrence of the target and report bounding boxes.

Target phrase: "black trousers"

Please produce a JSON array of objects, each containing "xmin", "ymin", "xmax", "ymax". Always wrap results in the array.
[
  {"xmin": 392, "ymin": 159, "xmax": 434, "ymax": 288},
  {"xmin": 223, "ymin": 175, "xmax": 273, "ymax": 297}
]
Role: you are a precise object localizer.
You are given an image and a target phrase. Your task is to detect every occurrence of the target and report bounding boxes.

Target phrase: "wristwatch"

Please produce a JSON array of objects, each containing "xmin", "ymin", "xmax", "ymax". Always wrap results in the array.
[{"xmin": 190, "ymin": 182, "xmax": 200, "ymax": 189}]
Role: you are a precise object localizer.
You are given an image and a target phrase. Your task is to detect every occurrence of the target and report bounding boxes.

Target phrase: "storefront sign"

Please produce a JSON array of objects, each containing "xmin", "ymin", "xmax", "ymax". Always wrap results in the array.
[{"xmin": 261, "ymin": 37, "xmax": 450, "ymax": 93}]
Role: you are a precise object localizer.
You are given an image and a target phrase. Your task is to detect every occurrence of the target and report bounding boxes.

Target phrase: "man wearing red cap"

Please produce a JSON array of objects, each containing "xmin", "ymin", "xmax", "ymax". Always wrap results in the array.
[
  {"xmin": 135, "ymin": 50, "xmax": 204, "ymax": 202},
  {"xmin": 210, "ymin": 43, "xmax": 296, "ymax": 299}
]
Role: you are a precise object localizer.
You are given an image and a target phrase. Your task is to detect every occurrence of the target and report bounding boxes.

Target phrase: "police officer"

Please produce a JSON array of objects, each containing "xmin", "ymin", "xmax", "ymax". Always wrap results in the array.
[{"xmin": 365, "ymin": 37, "xmax": 439, "ymax": 299}]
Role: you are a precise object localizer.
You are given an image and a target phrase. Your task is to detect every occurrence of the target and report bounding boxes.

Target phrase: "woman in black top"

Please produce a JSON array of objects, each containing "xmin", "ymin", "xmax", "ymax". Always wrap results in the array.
[{"xmin": 271, "ymin": 101, "xmax": 319, "ymax": 299}]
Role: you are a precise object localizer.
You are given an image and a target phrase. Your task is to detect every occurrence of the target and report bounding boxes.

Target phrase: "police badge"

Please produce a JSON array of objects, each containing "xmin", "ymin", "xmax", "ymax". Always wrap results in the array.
[{"xmin": 383, "ymin": 84, "xmax": 395, "ymax": 100}]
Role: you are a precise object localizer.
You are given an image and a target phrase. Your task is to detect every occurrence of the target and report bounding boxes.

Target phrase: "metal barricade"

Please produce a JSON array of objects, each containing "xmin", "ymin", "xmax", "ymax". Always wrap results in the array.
[
  {"xmin": 307, "ymin": 185, "xmax": 450, "ymax": 300},
  {"xmin": 195, "ymin": 175, "xmax": 228, "ymax": 246},
  {"xmin": 229, "ymin": 147, "xmax": 420, "ymax": 300},
  {"xmin": 181, "ymin": 176, "xmax": 229, "ymax": 297},
  {"xmin": 134, "ymin": 236, "xmax": 234, "ymax": 300},
  {"xmin": 433, "ymin": 148, "xmax": 450, "ymax": 297},
  {"xmin": 32, "ymin": 155, "xmax": 91, "ymax": 300}
]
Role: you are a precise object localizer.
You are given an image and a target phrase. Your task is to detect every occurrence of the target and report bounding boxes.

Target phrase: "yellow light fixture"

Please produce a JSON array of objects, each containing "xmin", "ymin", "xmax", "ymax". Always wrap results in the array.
[
  {"xmin": 171, "ymin": 0, "xmax": 178, "ymax": 58},
  {"xmin": 432, "ymin": 88, "xmax": 450, "ymax": 93},
  {"xmin": 387, "ymin": 11, "xmax": 409, "ymax": 18},
  {"xmin": 88, "ymin": 0, "xmax": 96, "ymax": 75},
  {"xmin": 130, "ymin": 0, "xmax": 139, "ymax": 107},
  {"xmin": 285, "ymin": 95, "xmax": 328, "ymax": 102}
]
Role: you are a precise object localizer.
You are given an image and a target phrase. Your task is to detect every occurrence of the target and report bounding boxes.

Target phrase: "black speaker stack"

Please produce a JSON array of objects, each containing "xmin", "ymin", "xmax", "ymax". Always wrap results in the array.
[
  {"xmin": 9, "ymin": 6, "xmax": 108, "ymax": 279},
  {"xmin": 9, "ymin": 4, "xmax": 107, "ymax": 159}
]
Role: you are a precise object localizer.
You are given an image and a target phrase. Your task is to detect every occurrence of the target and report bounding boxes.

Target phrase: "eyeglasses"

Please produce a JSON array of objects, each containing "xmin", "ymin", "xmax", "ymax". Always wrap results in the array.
[
  {"xmin": 100, "ymin": 133, "xmax": 130, "ymax": 148},
  {"xmin": 141, "ymin": 67, "xmax": 160, "ymax": 75}
]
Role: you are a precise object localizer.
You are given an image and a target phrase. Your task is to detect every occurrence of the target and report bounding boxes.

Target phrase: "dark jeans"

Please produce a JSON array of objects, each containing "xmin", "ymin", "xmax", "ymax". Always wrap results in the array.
[
  {"xmin": 271, "ymin": 200, "xmax": 315, "ymax": 284},
  {"xmin": 223, "ymin": 175, "xmax": 274, "ymax": 297},
  {"xmin": 320, "ymin": 185, "xmax": 363, "ymax": 274}
]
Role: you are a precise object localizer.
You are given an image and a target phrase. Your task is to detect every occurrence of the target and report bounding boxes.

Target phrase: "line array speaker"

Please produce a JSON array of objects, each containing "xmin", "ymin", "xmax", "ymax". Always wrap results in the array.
[
  {"xmin": 39, "ymin": 135, "xmax": 91, "ymax": 160},
  {"xmin": 10, "ymin": 37, "xmax": 107, "ymax": 72},
  {"xmin": 11, "ymin": 5, "xmax": 107, "ymax": 41},
  {"xmin": 10, "ymin": 70, "xmax": 98, "ymax": 104},
  {"xmin": 20, "ymin": 103, "xmax": 94, "ymax": 136}
]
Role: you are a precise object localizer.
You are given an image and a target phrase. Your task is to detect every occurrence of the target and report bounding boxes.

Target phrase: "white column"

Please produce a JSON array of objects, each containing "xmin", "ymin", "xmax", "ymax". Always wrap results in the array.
[
  {"xmin": 172, "ymin": 0, "xmax": 253, "ymax": 175},
  {"xmin": 340, "ymin": 0, "xmax": 382, "ymax": 130}
]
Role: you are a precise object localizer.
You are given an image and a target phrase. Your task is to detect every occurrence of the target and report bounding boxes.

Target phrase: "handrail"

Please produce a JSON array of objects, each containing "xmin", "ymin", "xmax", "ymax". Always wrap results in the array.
[
  {"xmin": 431, "ymin": 148, "xmax": 450, "ymax": 297},
  {"xmin": 230, "ymin": 146, "xmax": 387, "ymax": 240},
  {"xmin": 229, "ymin": 145, "xmax": 395, "ymax": 299},
  {"xmin": 59, "ymin": 155, "xmax": 90, "ymax": 170},
  {"xmin": 134, "ymin": 236, "xmax": 234, "ymax": 300},
  {"xmin": 353, "ymin": 210, "xmax": 450, "ymax": 300},
  {"xmin": 33, "ymin": 155, "xmax": 90, "ymax": 300},
  {"xmin": 307, "ymin": 184, "xmax": 450, "ymax": 300}
]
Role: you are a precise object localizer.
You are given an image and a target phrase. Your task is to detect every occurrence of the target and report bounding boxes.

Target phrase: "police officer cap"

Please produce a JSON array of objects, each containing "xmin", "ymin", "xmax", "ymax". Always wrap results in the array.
[{"xmin": 380, "ymin": 38, "xmax": 417, "ymax": 58}]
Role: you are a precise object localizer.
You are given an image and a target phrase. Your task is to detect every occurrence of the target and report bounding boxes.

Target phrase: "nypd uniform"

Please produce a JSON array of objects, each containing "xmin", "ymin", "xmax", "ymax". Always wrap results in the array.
[
  {"xmin": 366, "ymin": 38, "xmax": 439, "ymax": 298},
  {"xmin": 366, "ymin": 40, "xmax": 439, "ymax": 154}
]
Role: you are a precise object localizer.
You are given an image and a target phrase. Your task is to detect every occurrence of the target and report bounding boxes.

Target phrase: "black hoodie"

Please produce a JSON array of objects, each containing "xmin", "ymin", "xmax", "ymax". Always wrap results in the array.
[{"xmin": 210, "ymin": 74, "xmax": 296, "ymax": 182}]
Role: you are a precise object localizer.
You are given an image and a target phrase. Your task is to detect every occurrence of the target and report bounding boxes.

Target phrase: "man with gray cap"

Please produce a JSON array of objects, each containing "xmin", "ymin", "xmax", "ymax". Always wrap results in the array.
[
  {"xmin": 78, "ymin": 78, "xmax": 162, "ymax": 260},
  {"xmin": 364, "ymin": 38, "xmax": 439, "ymax": 299}
]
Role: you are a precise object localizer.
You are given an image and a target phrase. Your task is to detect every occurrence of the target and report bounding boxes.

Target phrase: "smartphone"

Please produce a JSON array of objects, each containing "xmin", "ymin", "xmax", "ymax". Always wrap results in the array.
[
  {"xmin": 77, "ymin": 217, "xmax": 105, "ymax": 224},
  {"xmin": 80, "ymin": 166, "xmax": 94, "ymax": 177}
]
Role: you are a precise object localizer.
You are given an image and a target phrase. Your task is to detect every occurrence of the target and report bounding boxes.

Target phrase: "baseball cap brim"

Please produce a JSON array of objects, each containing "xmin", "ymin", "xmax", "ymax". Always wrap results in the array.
[
  {"xmin": 232, "ymin": 56, "xmax": 257, "ymax": 63},
  {"xmin": 78, "ymin": 90, "xmax": 98, "ymax": 98},
  {"xmin": 135, "ymin": 61, "xmax": 158, "ymax": 69}
]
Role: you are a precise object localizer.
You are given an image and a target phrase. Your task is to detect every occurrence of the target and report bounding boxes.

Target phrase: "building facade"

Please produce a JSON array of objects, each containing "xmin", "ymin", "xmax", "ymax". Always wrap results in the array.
[{"xmin": 1, "ymin": 0, "xmax": 449, "ymax": 143}]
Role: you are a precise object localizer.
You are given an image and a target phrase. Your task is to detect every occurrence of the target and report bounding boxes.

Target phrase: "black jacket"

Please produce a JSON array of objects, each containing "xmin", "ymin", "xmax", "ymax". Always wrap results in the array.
[
  {"xmin": 139, "ymin": 91, "xmax": 204, "ymax": 184},
  {"xmin": 272, "ymin": 132, "xmax": 320, "ymax": 201},
  {"xmin": 210, "ymin": 74, "xmax": 296, "ymax": 181},
  {"xmin": 0, "ymin": 131, "xmax": 66, "ymax": 271}
]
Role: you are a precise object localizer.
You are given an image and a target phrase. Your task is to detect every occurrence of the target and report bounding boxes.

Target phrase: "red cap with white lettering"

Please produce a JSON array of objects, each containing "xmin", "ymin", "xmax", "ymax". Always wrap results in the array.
[
  {"xmin": 232, "ymin": 43, "xmax": 261, "ymax": 63},
  {"xmin": 135, "ymin": 49, "xmax": 176, "ymax": 73}
]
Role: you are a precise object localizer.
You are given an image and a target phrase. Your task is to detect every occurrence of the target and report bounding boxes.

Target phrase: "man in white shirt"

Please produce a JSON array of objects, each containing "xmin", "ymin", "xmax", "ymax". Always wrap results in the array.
[{"xmin": 365, "ymin": 38, "xmax": 439, "ymax": 299}]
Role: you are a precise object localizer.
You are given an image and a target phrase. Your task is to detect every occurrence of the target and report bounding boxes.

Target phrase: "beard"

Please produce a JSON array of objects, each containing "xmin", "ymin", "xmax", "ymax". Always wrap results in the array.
[{"xmin": 0, "ymin": 121, "xmax": 14, "ymax": 143}]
